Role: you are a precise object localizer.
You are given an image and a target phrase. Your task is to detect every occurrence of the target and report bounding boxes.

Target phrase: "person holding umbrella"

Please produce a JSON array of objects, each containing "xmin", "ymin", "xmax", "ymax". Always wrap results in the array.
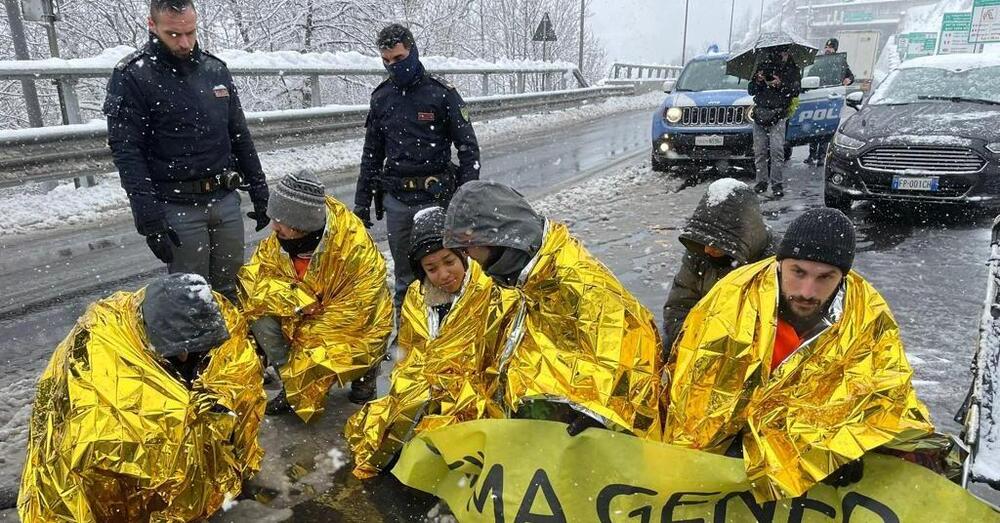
[{"xmin": 727, "ymin": 34, "xmax": 815, "ymax": 199}]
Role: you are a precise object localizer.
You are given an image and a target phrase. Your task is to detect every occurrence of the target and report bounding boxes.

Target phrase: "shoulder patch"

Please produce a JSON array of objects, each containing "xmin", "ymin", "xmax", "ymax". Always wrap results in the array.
[
  {"xmin": 115, "ymin": 49, "xmax": 146, "ymax": 71},
  {"xmin": 428, "ymin": 74, "xmax": 457, "ymax": 91}
]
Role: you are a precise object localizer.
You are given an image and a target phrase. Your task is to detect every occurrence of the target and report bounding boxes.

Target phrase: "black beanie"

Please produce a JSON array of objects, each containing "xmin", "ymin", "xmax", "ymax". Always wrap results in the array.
[
  {"xmin": 408, "ymin": 206, "xmax": 449, "ymax": 279},
  {"xmin": 826, "ymin": 38, "xmax": 839, "ymax": 51},
  {"xmin": 776, "ymin": 208, "xmax": 855, "ymax": 273}
]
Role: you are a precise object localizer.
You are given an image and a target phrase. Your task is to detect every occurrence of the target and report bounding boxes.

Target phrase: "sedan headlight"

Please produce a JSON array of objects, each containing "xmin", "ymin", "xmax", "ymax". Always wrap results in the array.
[
  {"xmin": 988, "ymin": 142, "xmax": 1000, "ymax": 154},
  {"xmin": 833, "ymin": 132, "xmax": 865, "ymax": 150},
  {"xmin": 664, "ymin": 107, "xmax": 683, "ymax": 123}
]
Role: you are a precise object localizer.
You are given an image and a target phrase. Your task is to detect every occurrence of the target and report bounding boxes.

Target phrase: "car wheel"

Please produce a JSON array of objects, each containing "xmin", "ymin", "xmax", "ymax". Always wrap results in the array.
[{"xmin": 824, "ymin": 189, "xmax": 853, "ymax": 213}]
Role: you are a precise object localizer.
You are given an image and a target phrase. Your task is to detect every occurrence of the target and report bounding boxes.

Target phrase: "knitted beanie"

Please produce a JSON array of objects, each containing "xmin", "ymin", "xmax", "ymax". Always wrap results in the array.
[
  {"xmin": 267, "ymin": 170, "xmax": 327, "ymax": 232},
  {"xmin": 776, "ymin": 208, "xmax": 855, "ymax": 273}
]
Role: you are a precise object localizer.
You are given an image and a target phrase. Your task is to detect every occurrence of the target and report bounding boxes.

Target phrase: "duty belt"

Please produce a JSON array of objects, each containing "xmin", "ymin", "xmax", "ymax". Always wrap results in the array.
[
  {"xmin": 382, "ymin": 174, "xmax": 445, "ymax": 193},
  {"xmin": 156, "ymin": 172, "xmax": 242, "ymax": 195}
]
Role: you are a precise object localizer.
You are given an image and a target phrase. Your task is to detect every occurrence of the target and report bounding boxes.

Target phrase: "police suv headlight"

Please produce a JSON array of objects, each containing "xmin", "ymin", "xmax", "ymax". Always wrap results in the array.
[
  {"xmin": 833, "ymin": 132, "xmax": 865, "ymax": 150},
  {"xmin": 987, "ymin": 142, "xmax": 1000, "ymax": 155},
  {"xmin": 664, "ymin": 107, "xmax": 683, "ymax": 123}
]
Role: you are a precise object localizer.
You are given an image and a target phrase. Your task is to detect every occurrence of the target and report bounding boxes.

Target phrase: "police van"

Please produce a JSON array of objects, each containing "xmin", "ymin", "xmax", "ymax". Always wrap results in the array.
[{"xmin": 651, "ymin": 50, "xmax": 859, "ymax": 175}]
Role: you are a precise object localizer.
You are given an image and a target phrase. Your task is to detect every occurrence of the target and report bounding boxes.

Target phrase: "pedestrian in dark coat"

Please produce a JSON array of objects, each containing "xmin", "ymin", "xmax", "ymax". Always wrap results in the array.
[
  {"xmin": 104, "ymin": 0, "xmax": 269, "ymax": 302},
  {"xmin": 662, "ymin": 178, "xmax": 775, "ymax": 356},
  {"xmin": 748, "ymin": 47, "xmax": 801, "ymax": 199}
]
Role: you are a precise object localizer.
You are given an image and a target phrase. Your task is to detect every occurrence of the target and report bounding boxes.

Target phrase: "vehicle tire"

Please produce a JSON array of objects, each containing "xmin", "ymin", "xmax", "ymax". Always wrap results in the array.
[
  {"xmin": 651, "ymin": 152, "xmax": 669, "ymax": 172},
  {"xmin": 824, "ymin": 189, "xmax": 852, "ymax": 213}
]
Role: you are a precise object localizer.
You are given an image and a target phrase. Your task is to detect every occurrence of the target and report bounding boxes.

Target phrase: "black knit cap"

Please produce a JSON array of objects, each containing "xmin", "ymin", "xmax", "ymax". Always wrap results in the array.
[
  {"xmin": 408, "ymin": 206, "xmax": 449, "ymax": 280},
  {"xmin": 776, "ymin": 208, "xmax": 855, "ymax": 273},
  {"xmin": 826, "ymin": 38, "xmax": 839, "ymax": 51}
]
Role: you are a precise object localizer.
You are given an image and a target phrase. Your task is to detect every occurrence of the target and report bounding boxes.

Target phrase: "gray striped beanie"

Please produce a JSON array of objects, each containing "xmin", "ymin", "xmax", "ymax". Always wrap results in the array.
[{"xmin": 268, "ymin": 170, "xmax": 327, "ymax": 232}]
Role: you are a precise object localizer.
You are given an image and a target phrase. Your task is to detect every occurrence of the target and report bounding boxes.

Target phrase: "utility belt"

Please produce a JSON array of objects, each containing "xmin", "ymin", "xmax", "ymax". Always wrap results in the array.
[
  {"xmin": 379, "ymin": 164, "xmax": 458, "ymax": 199},
  {"xmin": 155, "ymin": 171, "xmax": 242, "ymax": 195}
]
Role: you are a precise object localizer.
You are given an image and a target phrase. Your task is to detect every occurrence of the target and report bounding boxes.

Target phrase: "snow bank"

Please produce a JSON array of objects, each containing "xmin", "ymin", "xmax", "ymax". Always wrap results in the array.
[
  {"xmin": 0, "ymin": 46, "xmax": 576, "ymax": 75},
  {"xmin": 0, "ymin": 92, "xmax": 664, "ymax": 239}
]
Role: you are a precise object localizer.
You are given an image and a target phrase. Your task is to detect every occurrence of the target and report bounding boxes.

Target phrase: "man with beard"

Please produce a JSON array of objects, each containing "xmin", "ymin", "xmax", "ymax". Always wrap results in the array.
[
  {"xmin": 353, "ymin": 23, "xmax": 481, "ymax": 311},
  {"xmin": 239, "ymin": 171, "xmax": 393, "ymax": 418},
  {"xmin": 665, "ymin": 209, "xmax": 934, "ymax": 501},
  {"xmin": 104, "ymin": 0, "xmax": 269, "ymax": 302}
]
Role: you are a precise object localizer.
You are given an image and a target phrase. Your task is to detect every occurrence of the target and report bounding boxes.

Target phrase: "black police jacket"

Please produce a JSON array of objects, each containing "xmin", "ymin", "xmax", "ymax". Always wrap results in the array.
[
  {"xmin": 355, "ymin": 71, "xmax": 481, "ymax": 208},
  {"xmin": 103, "ymin": 34, "xmax": 268, "ymax": 235}
]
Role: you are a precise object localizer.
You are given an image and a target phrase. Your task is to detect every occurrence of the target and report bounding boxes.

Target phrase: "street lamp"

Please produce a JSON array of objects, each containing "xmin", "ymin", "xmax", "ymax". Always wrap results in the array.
[
  {"xmin": 681, "ymin": 0, "xmax": 690, "ymax": 65},
  {"xmin": 728, "ymin": 0, "xmax": 735, "ymax": 51}
]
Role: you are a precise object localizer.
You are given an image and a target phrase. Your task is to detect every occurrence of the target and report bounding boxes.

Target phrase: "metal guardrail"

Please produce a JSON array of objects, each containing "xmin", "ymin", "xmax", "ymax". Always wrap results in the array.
[
  {"xmin": 609, "ymin": 62, "xmax": 683, "ymax": 81},
  {"xmin": 0, "ymin": 85, "xmax": 633, "ymax": 187}
]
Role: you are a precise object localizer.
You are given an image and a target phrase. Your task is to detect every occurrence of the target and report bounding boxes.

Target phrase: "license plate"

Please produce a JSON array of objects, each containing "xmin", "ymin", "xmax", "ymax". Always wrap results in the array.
[
  {"xmin": 695, "ymin": 135, "xmax": 725, "ymax": 147},
  {"xmin": 891, "ymin": 176, "xmax": 939, "ymax": 191}
]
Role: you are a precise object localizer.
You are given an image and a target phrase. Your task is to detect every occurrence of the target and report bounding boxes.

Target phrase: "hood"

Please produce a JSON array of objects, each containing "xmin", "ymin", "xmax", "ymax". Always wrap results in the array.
[
  {"xmin": 443, "ymin": 181, "xmax": 545, "ymax": 257},
  {"xmin": 662, "ymin": 89, "xmax": 755, "ymax": 109},
  {"xmin": 141, "ymin": 273, "xmax": 230, "ymax": 358},
  {"xmin": 679, "ymin": 178, "xmax": 771, "ymax": 265},
  {"xmin": 844, "ymin": 102, "xmax": 1000, "ymax": 144}
]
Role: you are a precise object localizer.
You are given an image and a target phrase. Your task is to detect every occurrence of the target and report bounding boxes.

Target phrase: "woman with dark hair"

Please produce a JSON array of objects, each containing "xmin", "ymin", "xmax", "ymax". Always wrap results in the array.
[{"xmin": 345, "ymin": 207, "xmax": 523, "ymax": 478}]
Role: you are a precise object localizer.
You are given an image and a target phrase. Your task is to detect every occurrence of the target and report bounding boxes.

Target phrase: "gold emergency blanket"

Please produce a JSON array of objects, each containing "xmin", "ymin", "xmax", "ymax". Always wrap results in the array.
[
  {"xmin": 239, "ymin": 196, "xmax": 393, "ymax": 422},
  {"xmin": 506, "ymin": 221, "xmax": 664, "ymax": 440},
  {"xmin": 18, "ymin": 290, "xmax": 265, "ymax": 523},
  {"xmin": 345, "ymin": 260, "xmax": 523, "ymax": 478},
  {"xmin": 665, "ymin": 259, "xmax": 935, "ymax": 501}
]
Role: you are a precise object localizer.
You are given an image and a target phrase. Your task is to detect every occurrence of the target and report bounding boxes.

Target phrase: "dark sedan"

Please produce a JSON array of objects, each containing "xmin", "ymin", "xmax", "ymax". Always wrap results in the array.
[{"xmin": 824, "ymin": 54, "xmax": 1000, "ymax": 211}]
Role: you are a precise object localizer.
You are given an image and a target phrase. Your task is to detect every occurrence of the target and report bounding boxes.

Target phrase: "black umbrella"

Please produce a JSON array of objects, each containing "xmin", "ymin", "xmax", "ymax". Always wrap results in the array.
[{"xmin": 726, "ymin": 31, "xmax": 818, "ymax": 80}]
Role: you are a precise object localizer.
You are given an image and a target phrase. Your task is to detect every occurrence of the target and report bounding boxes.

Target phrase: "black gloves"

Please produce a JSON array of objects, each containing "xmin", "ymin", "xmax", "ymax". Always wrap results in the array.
[
  {"xmin": 822, "ymin": 459, "xmax": 864, "ymax": 488},
  {"xmin": 146, "ymin": 226, "xmax": 181, "ymax": 264},
  {"xmin": 353, "ymin": 206, "xmax": 373, "ymax": 229},
  {"xmin": 247, "ymin": 202, "xmax": 270, "ymax": 232}
]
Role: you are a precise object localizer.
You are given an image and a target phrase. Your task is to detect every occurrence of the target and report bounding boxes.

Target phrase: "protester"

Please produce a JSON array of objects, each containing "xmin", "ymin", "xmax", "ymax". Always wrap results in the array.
[
  {"xmin": 18, "ymin": 274, "xmax": 265, "ymax": 522},
  {"xmin": 239, "ymin": 171, "xmax": 393, "ymax": 419},
  {"xmin": 664, "ymin": 208, "xmax": 934, "ymax": 500},
  {"xmin": 345, "ymin": 207, "xmax": 523, "ymax": 478},
  {"xmin": 443, "ymin": 181, "xmax": 663, "ymax": 439},
  {"xmin": 662, "ymin": 178, "xmax": 775, "ymax": 353},
  {"xmin": 748, "ymin": 46, "xmax": 802, "ymax": 198}
]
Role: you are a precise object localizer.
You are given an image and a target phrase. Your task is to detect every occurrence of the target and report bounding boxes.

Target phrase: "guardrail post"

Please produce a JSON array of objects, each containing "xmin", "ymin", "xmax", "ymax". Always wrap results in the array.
[
  {"xmin": 59, "ymin": 78, "xmax": 96, "ymax": 188},
  {"xmin": 309, "ymin": 74, "xmax": 322, "ymax": 107},
  {"xmin": 481, "ymin": 73, "xmax": 489, "ymax": 96},
  {"xmin": 517, "ymin": 72, "xmax": 525, "ymax": 93},
  {"xmin": 559, "ymin": 72, "xmax": 567, "ymax": 90}
]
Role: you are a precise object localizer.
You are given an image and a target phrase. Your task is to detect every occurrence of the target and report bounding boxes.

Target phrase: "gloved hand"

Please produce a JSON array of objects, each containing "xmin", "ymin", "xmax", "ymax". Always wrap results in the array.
[
  {"xmin": 247, "ymin": 202, "xmax": 270, "ymax": 232},
  {"xmin": 146, "ymin": 226, "xmax": 181, "ymax": 264},
  {"xmin": 353, "ymin": 205, "xmax": 373, "ymax": 229},
  {"xmin": 822, "ymin": 459, "xmax": 864, "ymax": 487}
]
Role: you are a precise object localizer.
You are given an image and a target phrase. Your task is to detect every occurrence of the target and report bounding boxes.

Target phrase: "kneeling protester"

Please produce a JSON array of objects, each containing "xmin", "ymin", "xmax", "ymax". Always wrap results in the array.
[
  {"xmin": 345, "ymin": 207, "xmax": 524, "ymax": 478},
  {"xmin": 18, "ymin": 274, "xmax": 265, "ymax": 522}
]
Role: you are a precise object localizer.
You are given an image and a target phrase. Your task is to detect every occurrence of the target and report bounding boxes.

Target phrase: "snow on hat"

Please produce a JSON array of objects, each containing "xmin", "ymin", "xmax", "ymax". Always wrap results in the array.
[
  {"xmin": 268, "ymin": 170, "xmax": 327, "ymax": 232},
  {"xmin": 141, "ymin": 273, "xmax": 230, "ymax": 358},
  {"xmin": 777, "ymin": 208, "xmax": 855, "ymax": 273}
]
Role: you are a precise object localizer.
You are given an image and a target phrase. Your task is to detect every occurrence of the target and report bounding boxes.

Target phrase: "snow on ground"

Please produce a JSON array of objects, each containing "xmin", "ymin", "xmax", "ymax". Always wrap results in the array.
[
  {"xmin": 0, "ymin": 92, "xmax": 664, "ymax": 239},
  {"xmin": 0, "ymin": 46, "xmax": 575, "ymax": 75}
]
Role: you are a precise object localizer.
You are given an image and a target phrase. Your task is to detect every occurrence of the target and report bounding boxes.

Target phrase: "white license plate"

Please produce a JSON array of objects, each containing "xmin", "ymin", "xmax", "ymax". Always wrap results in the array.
[
  {"xmin": 891, "ymin": 176, "xmax": 939, "ymax": 192},
  {"xmin": 695, "ymin": 135, "xmax": 725, "ymax": 147}
]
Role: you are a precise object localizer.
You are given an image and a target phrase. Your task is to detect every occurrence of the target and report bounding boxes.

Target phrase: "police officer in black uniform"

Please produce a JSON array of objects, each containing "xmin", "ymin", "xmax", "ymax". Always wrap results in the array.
[
  {"xmin": 103, "ymin": 0, "xmax": 269, "ymax": 302},
  {"xmin": 353, "ymin": 24, "xmax": 481, "ymax": 309}
]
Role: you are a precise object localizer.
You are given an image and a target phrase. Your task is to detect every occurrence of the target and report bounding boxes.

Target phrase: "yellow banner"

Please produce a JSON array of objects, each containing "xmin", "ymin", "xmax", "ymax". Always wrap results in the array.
[{"xmin": 393, "ymin": 419, "xmax": 999, "ymax": 522}]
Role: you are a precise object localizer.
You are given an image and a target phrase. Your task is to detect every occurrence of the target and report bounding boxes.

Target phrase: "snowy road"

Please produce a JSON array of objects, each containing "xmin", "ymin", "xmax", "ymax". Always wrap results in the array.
[{"xmin": 2, "ymin": 111, "xmax": 999, "ymax": 519}]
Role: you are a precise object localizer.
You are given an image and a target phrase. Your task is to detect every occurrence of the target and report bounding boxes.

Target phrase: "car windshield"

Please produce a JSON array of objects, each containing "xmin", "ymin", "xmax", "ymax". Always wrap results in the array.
[
  {"xmin": 802, "ymin": 53, "xmax": 850, "ymax": 88},
  {"xmin": 868, "ymin": 66, "xmax": 1000, "ymax": 105},
  {"xmin": 674, "ymin": 58, "xmax": 748, "ymax": 91}
]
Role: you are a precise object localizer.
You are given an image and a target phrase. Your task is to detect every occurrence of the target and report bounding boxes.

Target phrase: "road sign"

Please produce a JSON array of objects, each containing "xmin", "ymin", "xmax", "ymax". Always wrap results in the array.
[
  {"xmin": 939, "ymin": 12, "xmax": 977, "ymax": 54},
  {"xmin": 896, "ymin": 33, "xmax": 909, "ymax": 61},
  {"xmin": 971, "ymin": 0, "xmax": 1000, "ymax": 43},
  {"xmin": 533, "ymin": 12, "xmax": 557, "ymax": 42},
  {"xmin": 903, "ymin": 32, "xmax": 937, "ymax": 60},
  {"xmin": 20, "ymin": 0, "xmax": 58, "ymax": 21},
  {"xmin": 844, "ymin": 11, "xmax": 874, "ymax": 24}
]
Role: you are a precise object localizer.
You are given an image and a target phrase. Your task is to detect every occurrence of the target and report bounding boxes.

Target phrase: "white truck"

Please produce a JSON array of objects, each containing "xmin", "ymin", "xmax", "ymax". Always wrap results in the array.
[{"xmin": 835, "ymin": 30, "xmax": 881, "ymax": 90}]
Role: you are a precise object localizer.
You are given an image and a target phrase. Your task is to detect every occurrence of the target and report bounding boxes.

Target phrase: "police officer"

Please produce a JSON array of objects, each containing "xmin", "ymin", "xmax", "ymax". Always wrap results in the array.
[
  {"xmin": 353, "ymin": 24, "xmax": 481, "ymax": 309},
  {"xmin": 805, "ymin": 38, "xmax": 855, "ymax": 166},
  {"xmin": 104, "ymin": 0, "xmax": 269, "ymax": 302}
]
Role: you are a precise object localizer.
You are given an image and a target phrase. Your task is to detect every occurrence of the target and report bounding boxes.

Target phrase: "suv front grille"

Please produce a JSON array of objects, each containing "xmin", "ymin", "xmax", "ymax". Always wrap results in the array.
[{"xmin": 680, "ymin": 106, "xmax": 748, "ymax": 126}]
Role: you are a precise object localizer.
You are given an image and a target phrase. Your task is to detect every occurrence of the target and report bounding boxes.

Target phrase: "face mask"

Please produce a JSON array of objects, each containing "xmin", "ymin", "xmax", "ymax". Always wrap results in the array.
[
  {"xmin": 278, "ymin": 227, "xmax": 324, "ymax": 257},
  {"xmin": 384, "ymin": 44, "xmax": 424, "ymax": 88}
]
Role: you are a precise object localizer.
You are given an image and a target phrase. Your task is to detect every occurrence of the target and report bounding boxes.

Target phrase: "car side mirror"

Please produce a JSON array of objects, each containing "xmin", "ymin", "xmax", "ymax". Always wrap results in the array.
[
  {"xmin": 663, "ymin": 80, "xmax": 674, "ymax": 93},
  {"xmin": 845, "ymin": 91, "xmax": 863, "ymax": 110},
  {"xmin": 801, "ymin": 76, "xmax": 821, "ymax": 90}
]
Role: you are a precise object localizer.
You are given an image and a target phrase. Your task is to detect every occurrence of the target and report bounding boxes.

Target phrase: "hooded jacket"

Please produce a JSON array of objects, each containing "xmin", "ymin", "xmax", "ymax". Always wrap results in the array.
[
  {"xmin": 18, "ymin": 288, "xmax": 264, "ymax": 522},
  {"xmin": 238, "ymin": 196, "xmax": 393, "ymax": 422},
  {"xmin": 662, "ymin": 179, "xmax": 775, "ymax": 352},
  {"xmin": 664, "ymin": 259, "xmax": 934, "ymax": 501},
  {"xmin": 344, "ymin": 260, "xmax": 523, "ymax": 478},
  {"xmin": 444, "ymin": 181, "xmax": 664, "ymax": 440}
]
